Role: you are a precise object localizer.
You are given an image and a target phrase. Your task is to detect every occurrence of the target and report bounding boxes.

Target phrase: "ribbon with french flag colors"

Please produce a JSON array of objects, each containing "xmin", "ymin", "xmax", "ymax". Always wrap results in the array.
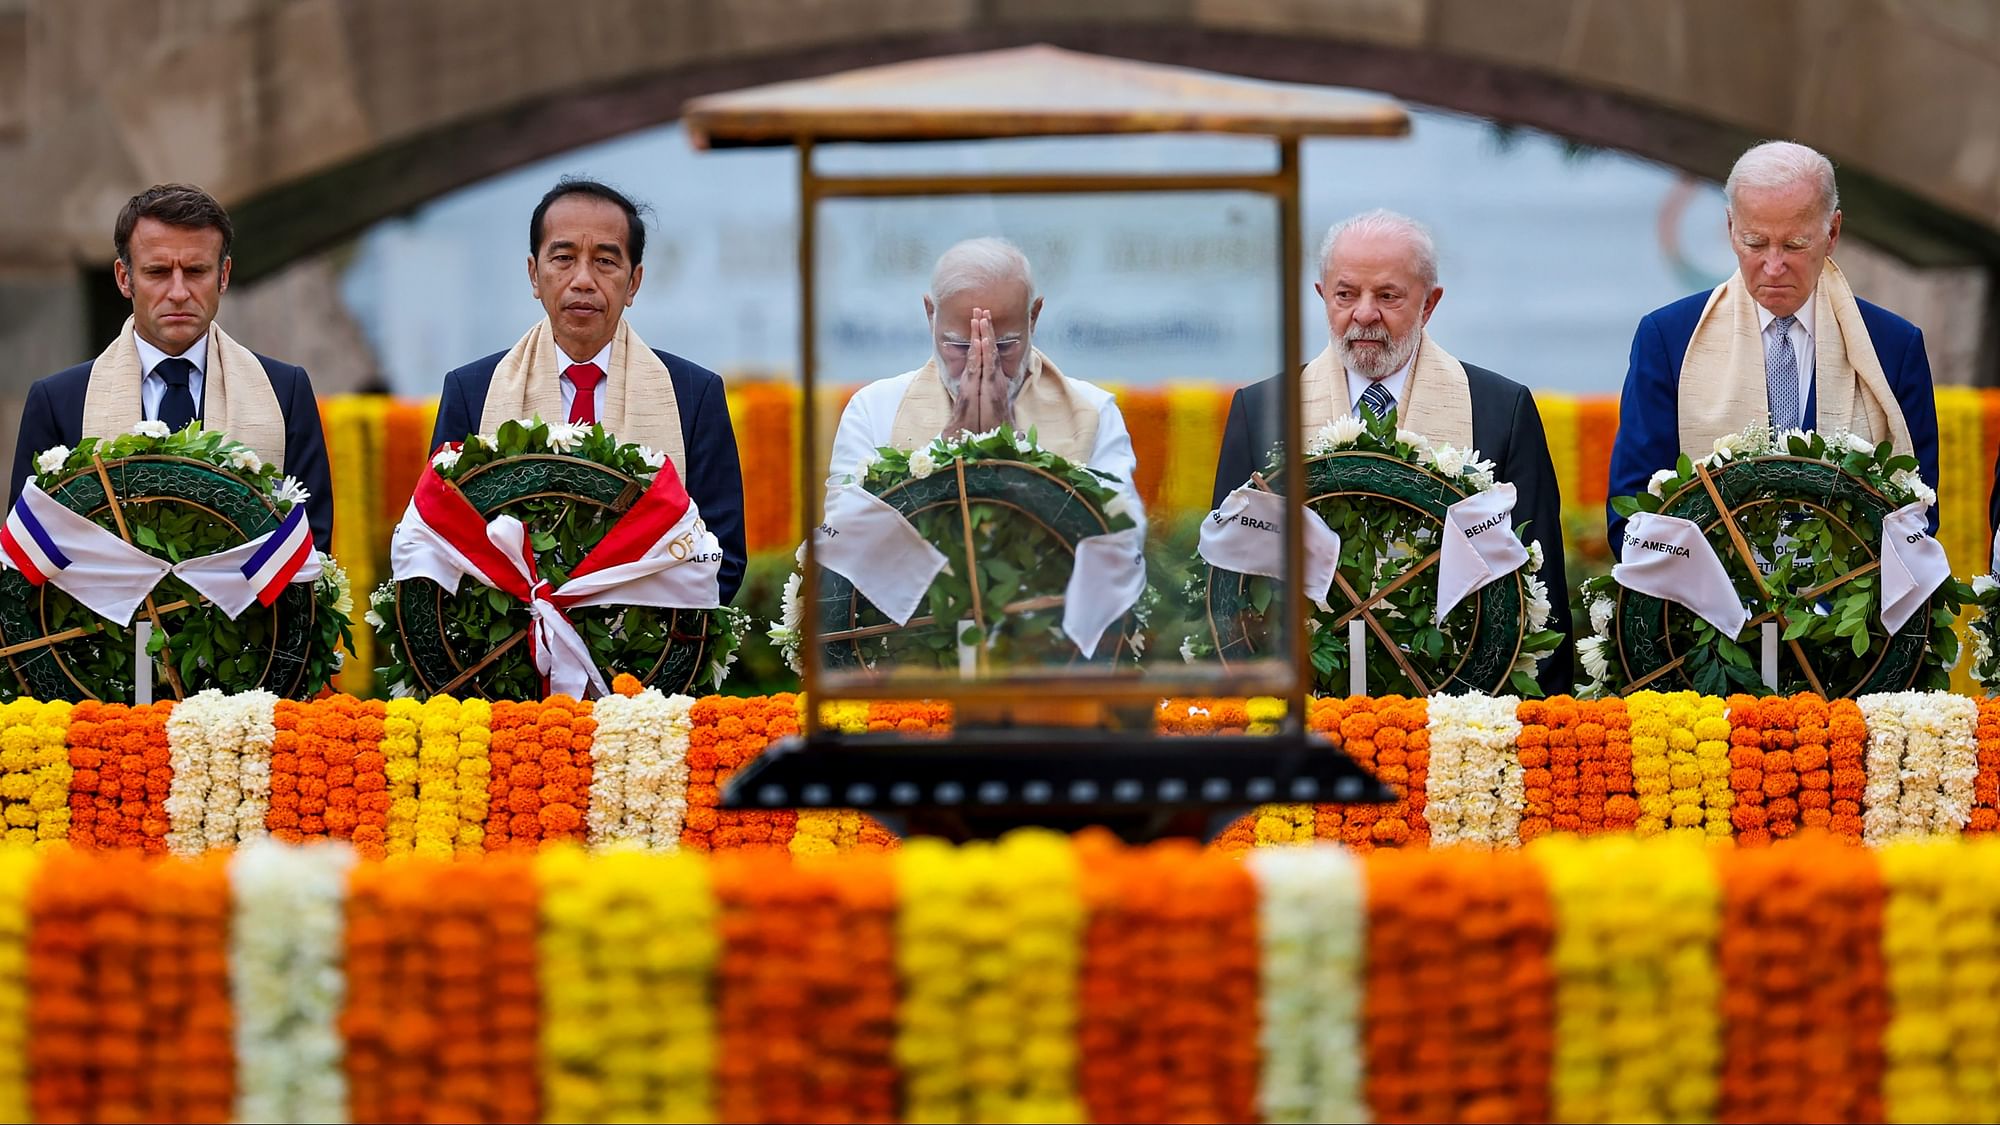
[
  {"xmin": 0, "ymin": 482, "xmax": 321, "ymax": 625},
  {"xmin": 389, "ymin": 449, "xmax": 721, "ymax": 698}
]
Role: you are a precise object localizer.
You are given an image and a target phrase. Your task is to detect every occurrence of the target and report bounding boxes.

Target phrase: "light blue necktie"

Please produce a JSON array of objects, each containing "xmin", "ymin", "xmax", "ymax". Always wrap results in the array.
[
  {"xmin": 1766, "ymin": 315, "xmax": 1801, "ymax": 432},
  {"xmin": 1358, "ymin": 381, "xmax": 1395, "ymax": 422}
]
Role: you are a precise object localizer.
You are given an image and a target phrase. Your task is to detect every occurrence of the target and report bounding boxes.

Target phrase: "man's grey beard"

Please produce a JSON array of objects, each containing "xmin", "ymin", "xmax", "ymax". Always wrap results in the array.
[{"xmin": 1335, "ymin": 324, "xmax": 1419, "ymax": 381}]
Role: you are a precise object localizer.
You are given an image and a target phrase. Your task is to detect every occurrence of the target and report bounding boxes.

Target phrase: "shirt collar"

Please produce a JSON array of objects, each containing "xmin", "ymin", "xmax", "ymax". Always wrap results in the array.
[
  {"xmin": 135, "ymin": 332, "xmax": 209, "ymax": 379},
  {"xmin": 558, "ymin": 338, "xmax": 613, "ymax": 373},
  {"xmin": 1345, "ymin": 350, "xmax": 1417, "ymax": 410},
  {"xmin": 1755, "ymin": 289, "xmax": 1817, "ymax": 342}
]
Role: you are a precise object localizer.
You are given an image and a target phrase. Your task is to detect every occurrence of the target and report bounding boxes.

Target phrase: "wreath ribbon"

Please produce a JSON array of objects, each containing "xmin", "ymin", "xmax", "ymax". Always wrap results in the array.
[
  {"xmin": 0, "ymin": 482, "xmax": 321, "ymax": 626},
  {"xmin": 389, "ymin": 456, "xmax": 721, "ymax": 698}
]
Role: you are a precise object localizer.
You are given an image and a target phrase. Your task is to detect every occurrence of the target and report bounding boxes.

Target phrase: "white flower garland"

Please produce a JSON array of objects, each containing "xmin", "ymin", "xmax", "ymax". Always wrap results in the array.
[
  {"xmin": 164, "ymin": 690, "xmax": 277, "ymax": 855},
  {"xmin": 1249, "ymin": 846, "xmax": 1368, "ymax": 1124},
  {"xmin": 230, "ymin": 841, "xmax": 354, "ymax": 1124},
  {"xmin": 588, "ymin": 689, "xmax": 694, "ymax": 850},
  {"xmin": 1423, "ymin": 693, "xmax": 1525, "ymax": 847},
  {"xmin": 1859, "ymin": 692, "xmax": 1980, "ymax": 844}
]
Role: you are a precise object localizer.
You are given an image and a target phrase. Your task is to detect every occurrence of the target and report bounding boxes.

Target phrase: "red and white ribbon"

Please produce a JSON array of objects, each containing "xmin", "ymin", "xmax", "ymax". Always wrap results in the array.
[{"xmin": 389, "ymin": 451, "xmax": 721, "ymax": 698}]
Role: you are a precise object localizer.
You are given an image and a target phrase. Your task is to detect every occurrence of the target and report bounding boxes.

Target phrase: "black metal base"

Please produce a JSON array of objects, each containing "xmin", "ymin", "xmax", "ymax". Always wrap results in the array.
[{"xmin": 720, "ymin": 727, "xmax": 1395, "ymax": 844}]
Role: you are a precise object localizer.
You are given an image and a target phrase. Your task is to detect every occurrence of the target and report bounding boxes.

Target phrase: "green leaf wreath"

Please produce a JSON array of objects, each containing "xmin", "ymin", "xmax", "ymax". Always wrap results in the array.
[
  {"xmin": 768, "ymin": 425, "xmax": 1151, "ymax": 676},
  {"xmin": 1581, "ymin": 424, "xmax": 1967, "ymax": 698},
  {"xmin": 370, "ymin": 418, "xmax": 746, "ymax": 699},
  {"xmin": 1183, "ymin": 408, "xmax": 1563, "ymax": 698},
  {"xmin": 0, "ymin": 422, "xmax": 352, "ymax": 701}
]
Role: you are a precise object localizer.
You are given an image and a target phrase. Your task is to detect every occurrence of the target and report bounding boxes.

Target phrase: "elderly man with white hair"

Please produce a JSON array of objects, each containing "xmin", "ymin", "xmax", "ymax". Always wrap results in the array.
[
  {"xmin": 1211, "ymin": 207, "xmax": 1572, "ymax": 691},
  {"xmin": 1609, "ymin": 140, "xmax": 1937, "ymax": 553},
  {"xmin": 826, "ymin": 237, "xmax": 1139, "ymax": 515}
]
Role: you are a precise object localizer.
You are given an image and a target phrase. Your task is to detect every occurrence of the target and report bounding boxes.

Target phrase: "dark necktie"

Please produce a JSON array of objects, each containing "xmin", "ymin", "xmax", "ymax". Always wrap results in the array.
[
  {"xmin": 155, "ymin": 357, "xmax": 198, "ymax": 433},
  {"xmin": 1358, "ymin": 380, "xmax": 1396, "ymax": 421},
  {"xmin": 1766, "ymin": 315, "xmax": 1801, "ymax": 432},
  {"xmin": 566, "ymin": 363, "xmax": 603, "ymax": 425}
]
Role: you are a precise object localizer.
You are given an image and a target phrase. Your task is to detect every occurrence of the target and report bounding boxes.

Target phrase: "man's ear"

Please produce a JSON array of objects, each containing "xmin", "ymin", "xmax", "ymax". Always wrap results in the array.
[
  {"xmin": 218, "ymin": 255, "xmax": 232, "ymax": 293},
  {"xmin": 114, "ymin": 258, "xmax": 133, "ymax": 299},
  {"xmin": 923, "ymin": 295, "xmax": 935, "ymax": 321},
  {"xmin": 626, "ymin": 263, "xmax": 644, "ymax": 306},
  {"xmin": 1030, "ymin": 296, "xmax": 1043, "ymax": 329},
  {"xmin": 1420, "ymin": 286, "xmax": 1444, "ymax": 325},
  {"xmin": 527, "ymin": 254, "xmax": 541, "ymax": 299}
]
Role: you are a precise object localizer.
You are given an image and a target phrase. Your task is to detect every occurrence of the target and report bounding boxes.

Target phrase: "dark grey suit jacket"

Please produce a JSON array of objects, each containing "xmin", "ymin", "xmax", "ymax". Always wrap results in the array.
[{"xmin": 1212, "ymin": 362, "xmax": 1573, "ymax": 693}]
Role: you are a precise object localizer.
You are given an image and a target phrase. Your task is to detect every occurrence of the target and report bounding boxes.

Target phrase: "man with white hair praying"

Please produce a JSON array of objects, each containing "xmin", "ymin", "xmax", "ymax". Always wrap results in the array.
[
  {"xmin": 1609, "ymin": 140, "xmax": 1937, "ymax": 553},
  {"xmin": 826, "ymin": 237, "xmax": 1140, "ymax": 515},
  {"xmin": 1211, "ymin": 207, "xmax": 1571, "ymax": 690}
]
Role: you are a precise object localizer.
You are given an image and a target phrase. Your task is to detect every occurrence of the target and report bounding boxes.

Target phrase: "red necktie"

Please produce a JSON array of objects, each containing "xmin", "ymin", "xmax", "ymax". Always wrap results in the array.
[{"xmin": 566, "ymin": 363, "xmax": 603, "ymax": 425}]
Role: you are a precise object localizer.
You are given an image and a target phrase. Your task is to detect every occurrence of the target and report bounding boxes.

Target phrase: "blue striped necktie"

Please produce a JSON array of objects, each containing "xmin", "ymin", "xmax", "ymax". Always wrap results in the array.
[
  {"xmin": 1358, "ymin": 380, "xmax": 1395, "ymax": 422},
  {"xmin": 1766, "ymin": 315, "xmax": 1800, "ymax": 432}
]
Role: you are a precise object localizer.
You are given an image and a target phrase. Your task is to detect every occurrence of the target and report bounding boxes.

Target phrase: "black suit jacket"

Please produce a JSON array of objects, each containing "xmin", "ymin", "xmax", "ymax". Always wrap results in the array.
[
  {"xmin": 431, "ymin": 347, "xmax": 747, "ymax": 606},
  {"xmin": 1212, "ymin": 362, "xmax": 1574, "ymax": 693},
  {"xmin": 8, "ymin": 353, "xmax": 334, "ymax": 550}
]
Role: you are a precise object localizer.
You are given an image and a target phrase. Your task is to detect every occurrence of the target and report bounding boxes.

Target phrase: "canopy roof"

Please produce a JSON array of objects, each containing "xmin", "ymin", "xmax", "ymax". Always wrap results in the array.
[{"xmin": 683, "ymin": 44, "xmax": 1409, "ymax": 148}]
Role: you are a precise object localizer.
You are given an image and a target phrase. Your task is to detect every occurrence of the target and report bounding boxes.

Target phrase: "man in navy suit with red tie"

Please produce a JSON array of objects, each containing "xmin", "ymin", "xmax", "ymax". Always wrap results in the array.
[{"xmin": 430, "ymin": 179, "xmax": 747, "ymax": 603}]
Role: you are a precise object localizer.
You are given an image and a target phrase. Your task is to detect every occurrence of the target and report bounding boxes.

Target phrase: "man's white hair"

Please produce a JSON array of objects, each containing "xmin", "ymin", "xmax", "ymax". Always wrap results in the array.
[
  {"xmin": 928, "ymin": 237, "xmax": 1036, "ymax": 305},
  {"xmin": 1725, "ymin": 141, "xmax": 1839, "ymax": 221},
  {"xmin": 1316, "ymin": 209, "xmax": 1439, "ymax": 293}
]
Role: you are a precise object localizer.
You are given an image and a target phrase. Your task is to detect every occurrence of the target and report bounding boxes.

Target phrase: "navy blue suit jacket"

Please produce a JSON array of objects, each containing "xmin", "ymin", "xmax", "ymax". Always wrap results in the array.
[
  {"xmin": 1606, "ymin": 290, "xmax": 1938, "ymax": 555},
  {"xmin": 8, "ymin": 354, "xmax": 335, "ymax": 550},
  {"xmin": 431, "ymin": 348, "xmax": 747, "ymax": 606},
  {"xmin": 1212, "ymin": 361, "xmax": 1574, "ymax": 694}
]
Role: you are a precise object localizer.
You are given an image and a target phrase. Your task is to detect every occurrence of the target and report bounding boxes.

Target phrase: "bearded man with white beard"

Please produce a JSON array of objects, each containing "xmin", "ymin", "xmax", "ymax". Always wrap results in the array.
[
  {"xmin": 1210, "ymin": 209, "xmax": 1572, "ymax": 691},
  {"xmin": 825, "ymin": 237, "xmax": 1141, "ymax": 519}
]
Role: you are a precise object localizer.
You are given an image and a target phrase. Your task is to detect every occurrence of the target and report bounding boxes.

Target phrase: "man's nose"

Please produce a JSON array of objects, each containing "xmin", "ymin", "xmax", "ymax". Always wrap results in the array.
[
  {"xmin": 166, "ymin": 268, "xmax": 191, "ymax": 300},
  {"xmin": 1352, "ymin": 299, "xmax": 1380, "ymax": 324}
]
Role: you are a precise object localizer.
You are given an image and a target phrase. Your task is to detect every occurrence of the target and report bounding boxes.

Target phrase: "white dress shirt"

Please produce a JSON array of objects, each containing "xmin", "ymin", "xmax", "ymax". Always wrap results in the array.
[
  {"xmin": 1756, "ymin": 293, "xmax": 1816, "ymax": 412},
  {"xmin": 135, "ymin": 334, "xmax": 210, "ymax": 422},
  {"xmin": 556, "ymin": 339, "xmax": 612, "ymax": 421},
  {"xmin": 1346, "ymin": 352, "xmax": 1416, "ymax": 418}
]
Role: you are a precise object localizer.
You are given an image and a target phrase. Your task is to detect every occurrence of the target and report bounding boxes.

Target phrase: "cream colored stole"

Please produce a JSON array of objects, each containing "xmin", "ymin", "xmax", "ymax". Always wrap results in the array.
[
  {"xmin": 1678, "ymin": 258, "xmax": 1911, "ymax": 459},
  {"xmin": 476, "ymin": 318, "xmax": 688, "ymax": 478},
  {"xmin": 1298, "ymin": 330, "xmax": 1477, "ymax": 452},
  {"xmin": 80, "ymin": 317, "xmax": 288, "ymax": 465},
  {"xmin": 885, "ymin": 348, "xmax": 1100, "ymax": 463}
]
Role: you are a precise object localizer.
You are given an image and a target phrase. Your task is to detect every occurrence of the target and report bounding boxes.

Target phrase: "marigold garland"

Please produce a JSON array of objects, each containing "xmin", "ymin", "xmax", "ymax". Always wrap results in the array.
[
  {"xmin": 1974, "ymin": 696, "xmax": 2000, "ymax": 834},
  {"xmin": 1364, "ymin": 846, "xmax": 1554, "ymax": 1122},
  {"xmin": 1517, "ymin": 698, "xmax": 1558, "ymax": 840},
  {"xmin": 1535, "ymin": 834, "xmax": 1722, "ymax": 1123},
  {"xmin": 1829, "ymin": 697, "xmax": 1869, "ymax": 840},
  {"xmin": 487, "ymin": 696, "xmax": 594, "ymax": 852},
  {"xmin": 587, "ymin": 689, "xmax": 690, "ymax": 850},
  {"xmin": 537, "ymin": 847, "xmax": 718, "ymax": 1122},
  {"xmin": 1791, "ymin": 694, "xmax": 1833, "ymax": 836},
  {"xmin": 65, "ymin": 700, "xmax": 173, "ymax": 853},
  {"xmin": 1880, "ymin": 838, "xmax": 2000, "ymax": 1123},
  {"xmin": 684, "ymin": 694, "xmax": 798, "ymax": 852},
  {"xmin": 714, "ymin": 849, "xmax": 899, "ymax": 1124},
  {"xmin": 0, "ymin": 851, "xmax": 31, "ymax": 1120},
  {"xmin": 1718, "ymin": 832, "xmax": 1888, "ymax": 1124},
  {"xmin": 0, "ymin": 699, "xmax": 71, "ymax": 849},
  {"xmin": 1314, "ymin": 696, "xmax": 1428, "ymax": 850}
]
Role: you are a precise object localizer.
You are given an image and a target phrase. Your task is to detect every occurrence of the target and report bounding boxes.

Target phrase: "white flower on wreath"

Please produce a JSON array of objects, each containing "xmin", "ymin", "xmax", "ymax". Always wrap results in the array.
[
  {"xmin": 1974, "ymin": 574, "xmax": 1999, "ymax": 597},
  {"xmin": 853, "ymin": 448, "xmax": 878, "ymax": 478},
  {"xmin": 1708, "ymin": 434, "xmax": 1738, "ymax": 464},
  {"xmin": 1839, "ymin": 430, "xmax": 1877, "ymax": 456},
  {"xmin": 1430, "ymin": 443, "xmax": 1469, "ymax": 478},
  {"xmin": 1105, "ymin": 493, "xmax": 1134, "ymax": 523},
  {"xmin": 1466, "ymin": 458, "xmax": 1497, "ymax": 492},
  {"xmin": 1524, "ymin": 573, "xmax": 1552, "ymax": 633},
  {"xmin": 636, "ymin": 445, "xmax": 666, "ymax": 471},
  {"xmin": 272, "ymin": 476, "xmax": 311, "ymax": 507},
  {"xmin": 1578, "ymin": 634, "xmax": 1611, "ymax": 682},
  {"xmin": 324, "ymin": 562, "xmax": 352, "ymax": 618},
  {"xmin": 1526, "ymin": 540, "xmax": 1545, "ymax": 573},
  {"xmin": 228, "ymin": 447, "xmax": 264, "ymax": 473},
  {"xmin": 431, "ymin": 447, "xmax": 461, "ymax": 472},
  {"xmin": 364, "ymin": 607, "xmax": 386, "ymax": 630},
  {"xmin": 1890, "ymin": 468, "xmax": 1936, "ymax": 508},
  {"xmin": 1180, "ymin": 636, "xmax": 1199, "ymax": 664},
  {"xmin": 1320, "ymin": 413, "xmax": 1366, "ymax": 451},
  {"xmin": 34, "ymin": 445, "xmax": 69, "ymax": 474},
  {"xmin": 909, "ymin": 449, "xmax": 938, "ymax": 480},
  {"xmin": 1776, "ymin": 427, "xmax": 1809, "ymax": 451},
  {"xmin": 1588, "ymin": 593, "xmax": 1615, "ymax": 637},
  {"xmin": 1395, "ymin": 428, "xmax": 1428, "ymax": 455},
  {"xmin": 129, "ymin": 420, "xmax": 171, "ymax": 439},
  {"xmin": 545, "ymin": 421, "xmax": 587, "ymax": 452},
  {"xmin": 1647, "ymin": 467, "xmax": 1679, "ymax": 498}
]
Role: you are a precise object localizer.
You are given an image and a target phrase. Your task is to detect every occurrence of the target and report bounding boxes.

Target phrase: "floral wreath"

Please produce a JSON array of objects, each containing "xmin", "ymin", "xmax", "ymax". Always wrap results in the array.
[
  {"xmin": 769, "ymin": 424, "xmax": 1151, "ymax": 676},
  {"xmin": 1183, "ymin": 408, "xmax": 1562, "ymax": 697},
  {"xmin": 370, "ymin": 418, "xmax": 746, "ymax": 699},
  {"xmin": 1580, "ymin": 425, "xmax": 1967, "ymax": 698},
  {"xmin": 1963, "ymin": 575, "xmax": 2000, "ymax": 691},
  {"xmin": 1, "ymin": 421, "xmax": 351, "ymax": 701}
]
